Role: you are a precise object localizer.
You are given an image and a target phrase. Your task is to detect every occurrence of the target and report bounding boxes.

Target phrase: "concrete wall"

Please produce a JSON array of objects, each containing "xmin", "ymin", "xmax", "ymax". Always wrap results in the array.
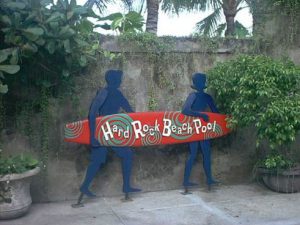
[
  {"xmin": 0, "ymin": 36, "xmax": 298, "ymax": 202},
  {"xmin": 253, "ymin": 0, "xmax": 300, "ymax": 64}
]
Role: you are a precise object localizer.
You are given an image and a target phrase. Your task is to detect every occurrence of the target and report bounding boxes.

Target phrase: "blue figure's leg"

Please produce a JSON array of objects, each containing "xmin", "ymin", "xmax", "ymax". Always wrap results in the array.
[
  {"xmin": 112, "ymin": 147, "xmax": 141, "ymax": 193},
  {"xmin": 183, "ymin": 142, "xmax": 199, "ymax": 187},
  {"xmin": 80, "ymin": 147, "xmax": 107, "ymax": 197},
  {"xmin": 200, "ymin": 140, "xmax": 218, "ymax": 186}
]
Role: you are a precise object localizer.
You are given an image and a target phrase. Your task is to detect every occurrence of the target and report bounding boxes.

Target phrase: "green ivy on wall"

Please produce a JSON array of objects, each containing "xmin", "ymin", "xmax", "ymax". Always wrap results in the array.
[
  {"xmin": 273, "ymin": 0, "xmax": 300, "ymax": 44},
  {"xmin": 40, "ymin": 87, "xmax": 50, "ymax": 170},
  {"xmin": 118, "ymin": 33, "xmax": 175, "ymax": 61},
  {"xmin": 0, "ymin": 96, "xmax": 4, "ymax": 130},
  {"xmin": 148, "ymin": 86, "xmax": 158, "ymax": 111},
  {"xmin": 118, "ymin": 33, "xmax": 178, "ymax": 110}
]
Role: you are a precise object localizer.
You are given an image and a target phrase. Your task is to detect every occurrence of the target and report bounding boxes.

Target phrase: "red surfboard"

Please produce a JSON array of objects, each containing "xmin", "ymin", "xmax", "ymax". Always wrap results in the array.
[{"xmin": 64, "ymin": 111, "xmax": 230, "ymax": 147}]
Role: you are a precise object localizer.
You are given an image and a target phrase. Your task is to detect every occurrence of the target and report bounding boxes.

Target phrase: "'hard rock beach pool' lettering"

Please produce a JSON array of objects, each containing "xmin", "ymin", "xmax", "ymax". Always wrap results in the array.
[{"xmin": 100, "ymin": 119, "xmax": 216, "ymax": 141}]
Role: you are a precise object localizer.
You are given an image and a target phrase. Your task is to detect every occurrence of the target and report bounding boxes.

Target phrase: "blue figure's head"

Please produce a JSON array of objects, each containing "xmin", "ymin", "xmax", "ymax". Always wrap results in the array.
[
  {"xmin": 105, "ymin": 70, "xmax": 123, "ymax": 88},
  {"xmin": 191, "ymin": 73, "xmax": 207, "ymax": 91}
]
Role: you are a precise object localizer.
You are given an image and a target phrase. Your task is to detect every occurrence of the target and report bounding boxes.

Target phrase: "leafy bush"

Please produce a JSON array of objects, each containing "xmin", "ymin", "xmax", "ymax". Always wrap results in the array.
[
  {"xmin": 260, "ymin": 154, "xmax": 294, "ymax": 169},
  {"xmin": 0, "ymin": 152, "xmax": 38, "ymax": 175},
  {"xmin": 0, "ymin": 48, "xmax": 20, "ymax": 93},
  {"xmin": 97, "ymin": 11, "xmax": 144, "ymax": 34},
  {"xmin": 0, "ymin": 0, "xmax": 100, "ymax": 93},
  {"xmin": 208, "ymin": 55, "xmax": 300, "ymax": 149}
]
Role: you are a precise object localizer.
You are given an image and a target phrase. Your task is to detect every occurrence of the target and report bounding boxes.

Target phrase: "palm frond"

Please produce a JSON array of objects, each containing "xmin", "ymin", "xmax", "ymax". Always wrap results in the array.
[
  {"xmin": 162, "ymin": 0, "xmax": 221, "ymax": 14},
  {"xmin": 131, "ymin": 0, "xmax": 146, "ymax": 14},
  {"xmin": 84, "ymin": 0, "xmax": 114, "ymax": 14},
  {"xmin": 236, "ymin": 0, "xmax": 250, "ymax": 14},
  {"xmin": 244, "ymin": 0, "xmax": 254, "ymax": 13},
  {"xmin": 161, "ymin": 0, "xmax": 186, "ymax": 14},
  {"xmin": 216, "ymin": 23, "xmax": 226, "ymax": 36},
  {"xmin": 188, "ymin": 0, "xmax": 221, "ymax": 11},
  {"xmin": 209, "ymin": 0, "xmax": 223, "ymax": 10},
  {"xmin": 195, "ymin": 7, "xmax": 222, "ymax": 37},
  {"xmin": 123, "ymin": 0, "xmax": 133, "ymax": 11},
  {"xmin": 235, "ymin": 20, "xmax": 250, "ymax": 37},
  {"xmin": 236, "ymin": 0, "xmax": 246, "ymax": 7}
]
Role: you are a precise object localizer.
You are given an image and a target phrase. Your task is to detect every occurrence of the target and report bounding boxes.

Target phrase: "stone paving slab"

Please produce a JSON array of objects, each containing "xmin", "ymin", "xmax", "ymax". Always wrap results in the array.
[
  {"xmin": 2, "ymin": 183, "xmax": 300, "ymax": 225},
  {"xmin": 117, "ymin": 204, "xmax": 236, "ymax": 225}
]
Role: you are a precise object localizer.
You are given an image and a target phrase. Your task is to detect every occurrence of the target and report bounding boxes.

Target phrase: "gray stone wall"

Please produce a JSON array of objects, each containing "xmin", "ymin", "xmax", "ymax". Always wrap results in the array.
[
  {"xmin": 0, "ymin": 36, "xmax": 298, "ymax": 202},
  {"xmin": 252, "ymin": 0, "xmax": 300, "ymax": 64}
]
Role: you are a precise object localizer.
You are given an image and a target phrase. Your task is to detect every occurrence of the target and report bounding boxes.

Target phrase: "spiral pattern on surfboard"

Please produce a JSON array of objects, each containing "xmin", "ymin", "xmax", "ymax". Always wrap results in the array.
[
  {"xmin": 64, "ymin": 121, "xmax": 83, "ymax": 139},
  {"xmin": 164, "ymin": 111, "xmax": 194, "ymax": 140},
  {"xmin": 204, "ymin": 123, "xmax": 223, "ymax": 139},
  {"xmin": 141, "ymin": 128, "xmax": 162, "ymax": 146},
  {"xmin": 96, "ymin": 114, "xmax": 135, "ymax": 146}
]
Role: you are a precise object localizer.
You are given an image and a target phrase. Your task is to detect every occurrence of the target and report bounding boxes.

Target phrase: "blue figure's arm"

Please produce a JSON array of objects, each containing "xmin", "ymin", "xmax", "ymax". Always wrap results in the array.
[
  {"xmin": 88, "ymin": 89, "xmax": 108, "ymax": 147},
  {"xmin": 120, "ymin": 92, "xmax": 134, "ymax": 113},
  {"xmin": 182, "ymin": 93, "xmax": 209, "ymax": 121},
  {"xmin": 207, "ymin": 95, "xmax": 219, "ymax": 113}
]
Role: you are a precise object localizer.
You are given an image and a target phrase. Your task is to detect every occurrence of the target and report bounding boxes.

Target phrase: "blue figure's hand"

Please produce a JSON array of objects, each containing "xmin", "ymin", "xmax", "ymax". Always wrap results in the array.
[
  {"xmin": 201, "ymin": 114, "xmax": 209, "ymax": 122},
  {"xmin": 91, "ymin": 138, "xmax": 101, "ymax": 147}
]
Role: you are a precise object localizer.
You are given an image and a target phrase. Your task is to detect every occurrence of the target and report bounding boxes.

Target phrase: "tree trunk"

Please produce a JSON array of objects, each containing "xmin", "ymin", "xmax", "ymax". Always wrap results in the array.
[
  {"xmin": 146, "ymin": 0, "xmax": 159, "ymax": 34},
  {"xmin": 223, "ymin": 0, "xmax": 237, "ymax": 36},
  {"xmin": 224, "ymin": 15, "xmax": 235, "ymax": 36}
]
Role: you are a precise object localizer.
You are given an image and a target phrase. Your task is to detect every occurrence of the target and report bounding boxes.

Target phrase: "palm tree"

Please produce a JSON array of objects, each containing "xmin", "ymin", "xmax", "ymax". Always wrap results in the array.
[
  {"xmin": 145, "ymin": 0, "xmax": 160, "ymax": 34},
  {"xmin": 162, "ymin": 0, "xmax": 250, "ymax": 37}
]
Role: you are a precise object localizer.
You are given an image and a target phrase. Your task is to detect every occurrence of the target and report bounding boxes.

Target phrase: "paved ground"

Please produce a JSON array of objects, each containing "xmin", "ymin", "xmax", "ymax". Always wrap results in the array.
[{"xmin": 2, "ymin": 183, "xmax": 300, "ymax": 225}]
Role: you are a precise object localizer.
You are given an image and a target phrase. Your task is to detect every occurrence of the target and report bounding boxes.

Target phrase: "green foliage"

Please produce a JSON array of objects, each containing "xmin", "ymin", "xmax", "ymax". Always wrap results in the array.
[
  {"xmin": 193, "ymin": 35, "xmax": 220, "ymax": 53},
  {"xmin": 97, "ymin": 11, "xmax": 144, "ymax": 34},
  {"xmin": 118, "ymin": 32, "xmax": 174, "ymax": 55},
  {"xmin": 208, "ymin": 55, "xmax": 300, "ymax": 149},
  {"xmin": 258, "ymin": 154, "xmax": 294, "ymax": 169},
  {"xmin": 84, "ymin": 0, "xmax": 114, "ymax": 14},
  {"xmin": 234, "ymin": 21, "xmax": 251, "ymax": 38},
  {"xmin": 0, "ymin": 96, "xmax": 4, "ymax": 130},
  {"xmin": 40, "ymin": 87, "xmax": 50, "ymax": 170},
  {"xmin": 148, "ymin": 87, "xmax": 158, "ymax": 111},
  {"xmin": 0, "ymin": 151, "xmax": 38, "ymax": 175},
  {"xmin": 0, "ymin": 48, "xmax": 20, "ymax": 94},
  {"xmin": 118, "ymin": 33, "xmax": 175, "ymax": 94},
  {"xmin": 215, "ymin": 21, "xmax": 250, "ymax": 38},
  {"xmin": 0, "ymin": 0, "xmax": 101, "ymax": 93},
  {"xmin": 273, "ymin": 0, "xmax": 300, "ymax": 10},
  {"xmin": 162, "ymin": 0, "xmax": 218, "ymax": 13},
  {"xmin": 195, "ymin": 6, "xmax": 222, "ymax": 37},
  {"xmin": 196, "ymin": 11, "xmax": 251, "ymax": 38},
  {"xmin": 0, "ymin": 0, "xmax": 108, "ymax": 175}
]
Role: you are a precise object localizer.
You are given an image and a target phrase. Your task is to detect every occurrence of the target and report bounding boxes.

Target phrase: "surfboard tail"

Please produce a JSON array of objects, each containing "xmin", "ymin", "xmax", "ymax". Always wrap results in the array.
[{"xmin": 64, "ymin": 120, "xmax": 90, "ymax": 145}]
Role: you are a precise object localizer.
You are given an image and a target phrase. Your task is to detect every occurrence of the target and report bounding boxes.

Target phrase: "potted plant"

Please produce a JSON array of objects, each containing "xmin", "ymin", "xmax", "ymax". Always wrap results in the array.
[
  {"xmin": 208, "ymin": 55, "xmax": 300, "ymax": 193},
  {"xmin": 0, "ymin": 151, "xmax": 39, "ymax": 219},
  {"xmin": 255, "ymin": 153, "xmax": 300, "ymax": 193}
]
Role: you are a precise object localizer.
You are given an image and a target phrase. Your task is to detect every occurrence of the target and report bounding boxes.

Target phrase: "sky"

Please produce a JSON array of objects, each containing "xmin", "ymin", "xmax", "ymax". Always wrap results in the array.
[{"xmin": 77, "ymin": 0, "xmax": 253, "ymax": 36}]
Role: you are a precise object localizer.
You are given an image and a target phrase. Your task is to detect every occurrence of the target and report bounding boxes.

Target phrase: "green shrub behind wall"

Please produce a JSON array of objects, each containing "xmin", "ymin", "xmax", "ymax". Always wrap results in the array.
[{"xmin": 208, "ymin": 55, "xmax": 300, "ymax": 149}]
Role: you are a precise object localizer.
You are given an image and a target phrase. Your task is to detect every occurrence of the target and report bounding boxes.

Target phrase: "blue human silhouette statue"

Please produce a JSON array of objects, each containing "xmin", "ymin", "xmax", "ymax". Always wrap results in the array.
[
  {"xmin": 182, "ymin": 73, "xmax": 219, "ymax": 189},
  {"xmin": 80, "ymin": 70, "xmax": 141, "ymax": 197}
]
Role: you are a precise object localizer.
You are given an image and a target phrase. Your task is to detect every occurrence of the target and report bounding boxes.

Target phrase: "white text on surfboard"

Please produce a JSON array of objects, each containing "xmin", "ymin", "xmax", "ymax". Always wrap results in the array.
[{"xmin": 101, "ymin": 119, "xmax": 216, "ymax": 141}]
